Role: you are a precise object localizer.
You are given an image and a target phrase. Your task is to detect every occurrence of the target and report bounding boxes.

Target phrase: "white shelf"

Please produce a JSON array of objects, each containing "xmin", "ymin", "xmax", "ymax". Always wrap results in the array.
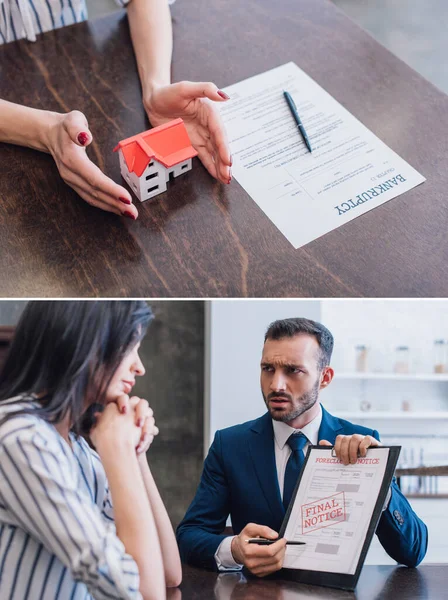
[
  {"xmin": 336, "ymin": 372, "xmax": 448, "ymax": 382},
  {"xmin": 337, "ymin": 412, "xmax": 448, "ymax": 420}
]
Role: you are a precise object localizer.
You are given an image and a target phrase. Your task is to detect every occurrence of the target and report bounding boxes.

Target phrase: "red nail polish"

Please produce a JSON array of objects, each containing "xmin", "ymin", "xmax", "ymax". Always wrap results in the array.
[
  {"xmin": 119, "ymin": 197, "xmax": 131, "ymax": 205},
  {"xmin": 77, "ymin": 132, "xmax": 89, "ymax": 146},
  {"xmin": 229, "ymin": 155, "xmax": 233, "ymax": 167},
  {"xmin": 138, "ymin": 418, "xmax": 144, "ymax": 427},
  {"xmin": 217, "ymin": 90, "xmax": 230, "ymax": 100},
  {"xmin": 121, "ymin": 406, "xmax": 127, "ymax": 414},
  {"xmin": 123, "ymin": 211, "xmax": 136, "ymax": 220}
]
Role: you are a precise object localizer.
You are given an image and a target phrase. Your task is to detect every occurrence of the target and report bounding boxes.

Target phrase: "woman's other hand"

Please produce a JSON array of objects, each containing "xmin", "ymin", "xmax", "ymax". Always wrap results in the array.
[
  {"xmin": 45, "ymin": 110, "xmax": 138, "ymax": 219},
  {"xmin": 143, "ymin": 81, "xmax": 232, "ymax": 185}
]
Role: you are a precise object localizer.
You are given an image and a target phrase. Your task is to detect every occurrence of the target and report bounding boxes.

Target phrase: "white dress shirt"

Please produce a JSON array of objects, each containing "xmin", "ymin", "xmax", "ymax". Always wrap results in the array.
[{"xmin": 215, "ymin": 406, "xmax": 323, "ymax": 571}]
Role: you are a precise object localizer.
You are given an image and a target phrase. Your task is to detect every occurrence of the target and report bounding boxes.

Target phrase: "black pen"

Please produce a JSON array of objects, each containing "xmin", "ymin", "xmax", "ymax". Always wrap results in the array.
[
  {"xmin": 283, "ymin": 90, "xmax": 313, "ymax": 153},
  {"xmin": 247, "ymin": 538, "xmax": 306, "ymax": 546}
]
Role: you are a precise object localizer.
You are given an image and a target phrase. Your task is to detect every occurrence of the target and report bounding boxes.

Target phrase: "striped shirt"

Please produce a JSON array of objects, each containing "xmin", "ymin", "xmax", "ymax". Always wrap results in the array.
[
  {"xmin": 0, "ymin": 398, "xmax": 142, "ymax": 600},
  {"xmin": 0, "ymin": 0, "xmax": 131, "ymax": 45}
]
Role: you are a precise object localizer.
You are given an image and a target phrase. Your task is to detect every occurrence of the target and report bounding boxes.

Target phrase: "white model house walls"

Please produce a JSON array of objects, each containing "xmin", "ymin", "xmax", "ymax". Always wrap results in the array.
[
  {"xmin": 140, "ymin": 158, "xmax": 193, "ymax": 202},
  {"xmin": 170, "ymin": 158, "xmax": 192, "ymax": 178},
  {"xmin": 142, "ymin": 160, "xmax": 167, "ymax": 201}
]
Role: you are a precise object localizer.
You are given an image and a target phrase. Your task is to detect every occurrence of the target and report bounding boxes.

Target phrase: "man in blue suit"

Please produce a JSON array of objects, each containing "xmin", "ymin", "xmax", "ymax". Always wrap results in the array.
[{"xmin": 177, "ymin": 318, "xmax": 428, "ymax": 577}]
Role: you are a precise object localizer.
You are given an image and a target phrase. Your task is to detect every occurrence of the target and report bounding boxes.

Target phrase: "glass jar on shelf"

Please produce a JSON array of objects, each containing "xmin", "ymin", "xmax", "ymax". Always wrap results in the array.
[
  {"xmin": 394, "ymin": 346, "xmax": 410, "ymax": 374},
  {"xmin": 355, "ymin": 344, "xmax": 369, "ymax": 372},
  {"xmin": 434, "ymin": 340, "xmax": 448, "ymax": 374}
]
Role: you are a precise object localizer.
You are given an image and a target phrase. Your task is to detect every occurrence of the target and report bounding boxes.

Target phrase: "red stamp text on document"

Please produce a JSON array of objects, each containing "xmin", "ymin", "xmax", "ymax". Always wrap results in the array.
[{"xmin": 301, "ymin": 492, "xmax": 346, "ymax": 534}]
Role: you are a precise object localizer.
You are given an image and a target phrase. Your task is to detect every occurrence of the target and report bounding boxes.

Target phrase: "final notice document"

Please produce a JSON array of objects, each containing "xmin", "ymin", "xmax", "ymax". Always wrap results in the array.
[{"xmin": 281, "ymin": 447, "xmax": 390, "ymax": 575}]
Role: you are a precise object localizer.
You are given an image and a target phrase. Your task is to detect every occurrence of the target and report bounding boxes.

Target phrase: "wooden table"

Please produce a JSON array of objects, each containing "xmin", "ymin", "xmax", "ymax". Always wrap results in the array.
[
  {"xmin": 1, "ymin": 0, "xmax": 447, "ymax": 297},
  {"xmin": 176, "ymin": 564, "xmax": 445, "ymax": 599}
]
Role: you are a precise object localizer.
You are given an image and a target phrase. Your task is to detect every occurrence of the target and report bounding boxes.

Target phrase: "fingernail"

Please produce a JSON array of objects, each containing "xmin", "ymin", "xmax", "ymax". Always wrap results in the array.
[
  {"xmin": 119, "ymin": 197, "xmax": 131, "ymax": 205},
  {"xmin": 229, "ymin": 155, "xmax": 233, "ymax": 167},
  {"xmin": 138, "ymin": 418, "xmax": 144, "ymax": 427},
  {"xmin": 217, "ymin": 90, "xmax": 230, "ymax": 100},
  {"xmin": 121, "ymin": 406, "xmax": 127, "ymax": 414},
  {"xmin": 77, "ymin": 132, "xmax": 89, "ymax": 146},
  {"xmin": 123, "ymin": 211, "xmax": 136, "ymax": 220}
]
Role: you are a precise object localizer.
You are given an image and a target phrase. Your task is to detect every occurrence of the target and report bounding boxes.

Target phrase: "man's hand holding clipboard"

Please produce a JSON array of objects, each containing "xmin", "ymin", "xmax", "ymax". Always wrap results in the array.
[{"xmin": 319, "ymin": 434, "xmax": 382, "ymax": 465}]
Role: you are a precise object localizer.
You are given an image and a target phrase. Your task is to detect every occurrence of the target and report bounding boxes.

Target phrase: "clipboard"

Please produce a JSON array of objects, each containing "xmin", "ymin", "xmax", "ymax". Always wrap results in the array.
[{"xmin": 278, "ymin": 445, "xmax": 401, "ymax": 591}]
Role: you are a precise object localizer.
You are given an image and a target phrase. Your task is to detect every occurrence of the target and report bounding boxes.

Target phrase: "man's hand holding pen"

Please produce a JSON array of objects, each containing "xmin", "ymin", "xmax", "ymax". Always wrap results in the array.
[{"xmin": 231, "ymin": 523, "xmax": 287, "ymax": 577}]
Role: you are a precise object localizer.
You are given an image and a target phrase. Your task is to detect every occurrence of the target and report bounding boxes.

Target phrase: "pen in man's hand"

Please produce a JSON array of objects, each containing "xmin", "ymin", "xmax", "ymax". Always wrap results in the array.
[
  {"xmin": 247, "ymin": 538, "xmax": 306, "ymax": 546},
  {"xmin": 283, "ymin": 90, "xmax": 313, "ymax": 153}
]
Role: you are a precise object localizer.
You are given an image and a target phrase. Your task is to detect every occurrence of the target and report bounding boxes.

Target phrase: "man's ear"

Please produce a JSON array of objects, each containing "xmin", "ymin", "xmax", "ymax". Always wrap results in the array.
[{"xmin": 320, "ymin": 366, "xmax": 334, "ymax": 389}]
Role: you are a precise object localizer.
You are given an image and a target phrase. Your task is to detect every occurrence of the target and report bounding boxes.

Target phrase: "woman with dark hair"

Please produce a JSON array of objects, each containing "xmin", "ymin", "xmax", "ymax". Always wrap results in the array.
[{"xmin": 0, "ymin": 301, "xmax": 182, "ymax": 600}]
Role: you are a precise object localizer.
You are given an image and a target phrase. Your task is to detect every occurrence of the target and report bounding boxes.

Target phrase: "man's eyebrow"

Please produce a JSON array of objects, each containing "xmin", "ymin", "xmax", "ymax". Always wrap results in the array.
[{"xmin": 260, "ymin": 360, "xmax": 307, "ymax": 370}]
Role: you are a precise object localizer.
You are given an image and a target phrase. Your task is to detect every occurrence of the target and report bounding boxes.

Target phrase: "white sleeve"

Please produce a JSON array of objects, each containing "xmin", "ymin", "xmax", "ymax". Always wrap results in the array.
[
  {"xmin": 214, "ymin": 536, "xmax": 244, "ymax": 571},
  {"xmin": 0, "ymin": 428, "xmax": 141, "ymax": 600}
]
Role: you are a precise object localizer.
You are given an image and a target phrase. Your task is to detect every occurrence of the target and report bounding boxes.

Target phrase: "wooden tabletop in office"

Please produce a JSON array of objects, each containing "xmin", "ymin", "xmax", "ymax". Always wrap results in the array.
[
  {"xmin": 178, "ymin": 564, "xmax": 445, "ymax": 599},
  {"xmin": 1, "ymin": 0, "xmax": 447, "ymax": 297}
]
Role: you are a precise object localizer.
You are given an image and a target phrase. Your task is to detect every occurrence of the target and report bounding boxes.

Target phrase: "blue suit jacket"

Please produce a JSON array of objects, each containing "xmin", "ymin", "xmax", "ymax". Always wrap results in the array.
[{"xmin": 177, "ymin": 406, "xmax": 428, "ymax": 570}]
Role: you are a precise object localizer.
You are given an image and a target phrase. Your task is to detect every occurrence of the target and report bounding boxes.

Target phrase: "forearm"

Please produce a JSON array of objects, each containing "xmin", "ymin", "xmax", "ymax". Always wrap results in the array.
[
  {"xmin": 138, "ymin": 454, "xmax": 182, "ymax": 587},
  {"xmin": 127, "ymin": 0, "xmax": 173, "ymax": 101},
  {"xmin": 0, "ymin": 99, "xmax": 58, "ymax": 152},
  {"xmin": 99, "ymin": 441, "xmax": 166, "ymax": 600}
]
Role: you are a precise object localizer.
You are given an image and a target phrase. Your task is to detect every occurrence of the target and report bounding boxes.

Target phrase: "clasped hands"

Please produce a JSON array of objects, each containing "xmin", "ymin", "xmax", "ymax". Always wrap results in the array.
[
  {"xmin": 232, "ymin": 434, "xmax": 381, "ymax": 577},
  {"xmin": 43, "ymin": 81, "xmax": 231, "ymax": 219},
  {"xmin": 90, "ymin": 394, "xmax": 158, "ymax": 457}
]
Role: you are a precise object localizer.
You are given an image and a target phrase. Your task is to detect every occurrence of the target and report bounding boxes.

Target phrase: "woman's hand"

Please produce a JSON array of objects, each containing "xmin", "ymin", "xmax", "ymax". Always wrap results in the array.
[
  {"xmin": 44, "ymin": 110, "xmax": 138, "ymax": 219},
  {"xmin": 143, "ymin": 81, "xmax": 232, "ymax": 185},
  {"xmin": 90, "ymin": 400, "xmax": 142, "ymax": 455},
  {"xmin": 115, "ymin": 394, "xmax": 159, "ymax": 455}
]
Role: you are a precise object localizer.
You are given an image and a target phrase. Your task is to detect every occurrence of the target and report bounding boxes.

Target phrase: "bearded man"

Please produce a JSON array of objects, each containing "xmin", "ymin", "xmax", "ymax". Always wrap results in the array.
[{"xmin": 176, "ymin": 318, "xmax": 427, "ymax": 576}]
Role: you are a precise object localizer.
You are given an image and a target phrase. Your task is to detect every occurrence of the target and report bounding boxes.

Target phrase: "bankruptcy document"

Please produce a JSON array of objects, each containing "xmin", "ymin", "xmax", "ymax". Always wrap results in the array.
[
  {"xmin": 281, "ymin": 447, "xmax": 390, "ymax": 574},
  {"xmin": 220, "ymin": 63, "xmax": 425, "ymax": 248}
]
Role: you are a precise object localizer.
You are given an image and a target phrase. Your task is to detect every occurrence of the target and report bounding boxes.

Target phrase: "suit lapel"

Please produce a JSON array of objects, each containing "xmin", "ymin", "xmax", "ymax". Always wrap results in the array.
[
  {"xmin": 318, "ymin": 404, "xmax": 344, "ymax": 444},
  {"xmin": 248, "ymin": 413, "xmax": 285, "ymax": 521}
]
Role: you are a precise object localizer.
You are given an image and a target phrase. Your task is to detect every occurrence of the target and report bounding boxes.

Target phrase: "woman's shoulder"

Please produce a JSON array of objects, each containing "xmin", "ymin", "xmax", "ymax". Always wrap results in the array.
[{"xmin": 0, "ymin": 397, "xmax": 65, "ymax": 454}]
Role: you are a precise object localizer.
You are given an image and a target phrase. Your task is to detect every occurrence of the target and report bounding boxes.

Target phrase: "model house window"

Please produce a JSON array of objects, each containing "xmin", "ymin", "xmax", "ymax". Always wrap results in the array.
[
  {"xmin": 181, "ymin": 164, "xmax": 188, "ymax": 170},
  {"xmin": 146, "ymin": 172, "xmax": 158, "ymax": 180},
  {"xmin": 148, "ymin": 161, "xmax": 154, "ymax": 167},
  {"xmin": 148, "ymin": 185, "xmax": 159, "ymax": 193}
]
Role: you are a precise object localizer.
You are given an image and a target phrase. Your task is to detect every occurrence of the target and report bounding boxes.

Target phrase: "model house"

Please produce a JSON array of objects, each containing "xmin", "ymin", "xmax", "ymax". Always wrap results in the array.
[{"xmin": 113, "ymin": 118, "xmax": 198, "ymax": 202}]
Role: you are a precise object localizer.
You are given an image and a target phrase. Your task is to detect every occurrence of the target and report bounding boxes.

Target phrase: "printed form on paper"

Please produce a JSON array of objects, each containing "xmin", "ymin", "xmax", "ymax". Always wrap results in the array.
[
  {"xmin": 282, "ymin": 447, "xmax": 390, "ymax": 574},
  {"xmin": 219, "ymin": 63, "xmax": 425, "ymax": 249}
]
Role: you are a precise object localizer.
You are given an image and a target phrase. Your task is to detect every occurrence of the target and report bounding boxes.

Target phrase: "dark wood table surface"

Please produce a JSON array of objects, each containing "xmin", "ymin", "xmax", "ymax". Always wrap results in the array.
[
  {"xmin": 1, "ymin": 0, "xmax": 448, "ymax": 297},
  {"xmin": 175, "ymin": 564, "xmax": 445, "ymax": 599}
]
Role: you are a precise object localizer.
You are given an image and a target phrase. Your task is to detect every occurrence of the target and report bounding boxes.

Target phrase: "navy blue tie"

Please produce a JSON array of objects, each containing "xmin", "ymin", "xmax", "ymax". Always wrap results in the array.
[{"xmin": 283, "ymin": 432, "xmax": 308, "ymax": 511}]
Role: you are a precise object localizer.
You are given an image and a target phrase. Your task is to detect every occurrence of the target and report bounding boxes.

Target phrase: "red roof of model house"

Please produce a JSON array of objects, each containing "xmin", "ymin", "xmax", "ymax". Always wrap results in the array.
[{"xmin": 113, "ymin": 118, "xmax": 198, "ymax": 177}]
